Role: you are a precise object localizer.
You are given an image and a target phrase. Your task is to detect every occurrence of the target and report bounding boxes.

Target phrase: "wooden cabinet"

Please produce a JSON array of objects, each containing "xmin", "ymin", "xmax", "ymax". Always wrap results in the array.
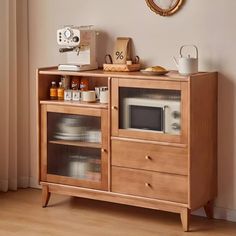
[{"xmin": 37, "ymin": 68, "xmax": 217, "ymax": 232}]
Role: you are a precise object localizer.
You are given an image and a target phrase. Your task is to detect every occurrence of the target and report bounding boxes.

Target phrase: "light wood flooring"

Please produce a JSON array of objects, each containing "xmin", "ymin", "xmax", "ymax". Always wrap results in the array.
[{"xmin": 0, "ymin": 188, "xmax": 235, "ymax": 236}]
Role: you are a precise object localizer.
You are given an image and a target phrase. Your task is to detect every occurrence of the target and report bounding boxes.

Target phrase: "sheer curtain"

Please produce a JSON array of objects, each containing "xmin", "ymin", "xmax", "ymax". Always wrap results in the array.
[{"xmin": 0, "ymin": 0, "xmax": 30, "ymax": 191}]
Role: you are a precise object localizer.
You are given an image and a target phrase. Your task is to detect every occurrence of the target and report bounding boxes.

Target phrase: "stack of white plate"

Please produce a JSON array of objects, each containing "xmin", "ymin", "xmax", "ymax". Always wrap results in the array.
[{"xmin": 55, "ymin": 116, "xmax": 86, "ymax": 141}]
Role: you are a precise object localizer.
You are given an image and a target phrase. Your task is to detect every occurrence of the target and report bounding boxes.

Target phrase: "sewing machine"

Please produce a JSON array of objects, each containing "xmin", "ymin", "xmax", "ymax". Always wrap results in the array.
[{"xmin": 57, "ymin": 26, "xmax": 98, "ymax": 71}]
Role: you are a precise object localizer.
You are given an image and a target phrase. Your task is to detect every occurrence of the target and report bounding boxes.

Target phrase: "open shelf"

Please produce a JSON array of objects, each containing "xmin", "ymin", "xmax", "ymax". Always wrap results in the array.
[{"xmin": 49, "ymin": 140, "xmax": 101, "ymax": 149}]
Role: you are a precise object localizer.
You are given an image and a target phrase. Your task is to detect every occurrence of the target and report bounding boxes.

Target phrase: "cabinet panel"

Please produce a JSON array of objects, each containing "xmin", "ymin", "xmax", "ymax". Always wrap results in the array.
[
  {"xmin": 40, "ymin": 104, "xmax": 108, "ymax": 190},
  {"xmin": 111, "ymin": 78, "xmax": 188, "ymax": 144},
  {"xmin": 112, "ymin": 139, "xmax": 188, "ymax": 175},
  {"xmin": 112, "ymin": 167, "xmax": 188, "ymax": 203}
]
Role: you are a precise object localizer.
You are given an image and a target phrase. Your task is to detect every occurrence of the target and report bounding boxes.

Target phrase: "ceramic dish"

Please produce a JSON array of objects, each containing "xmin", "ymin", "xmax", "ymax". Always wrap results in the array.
[
  {"xmin": 140, "ymin": 70, "xmax": 169, "ymax": 76},
  {"xmin": 54, "ymin": 132, "xmax": 85, "ymax": 141}
]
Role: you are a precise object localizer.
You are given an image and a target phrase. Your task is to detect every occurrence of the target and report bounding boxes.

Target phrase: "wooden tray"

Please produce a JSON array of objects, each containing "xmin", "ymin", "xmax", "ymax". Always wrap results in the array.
[{"xmin": 103, "ymin": 63, "xmax": 140, "ymax": 72}]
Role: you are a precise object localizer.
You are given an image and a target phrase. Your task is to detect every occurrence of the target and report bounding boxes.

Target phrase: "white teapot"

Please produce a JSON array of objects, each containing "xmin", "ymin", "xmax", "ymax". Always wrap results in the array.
[{"xmin": 173, "ymin": 45, "xmax": 198, "ymax": 75}]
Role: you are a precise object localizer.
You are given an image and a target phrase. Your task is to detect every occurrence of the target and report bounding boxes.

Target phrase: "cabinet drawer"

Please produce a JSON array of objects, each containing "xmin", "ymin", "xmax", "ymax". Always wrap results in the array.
[
  {"xmin": 112, "ymin": 167, "xmax": 188, "ymax": 203},
  {"xmin": 111, "ymin": 140, "xmax": 188, "ymax": 175}
]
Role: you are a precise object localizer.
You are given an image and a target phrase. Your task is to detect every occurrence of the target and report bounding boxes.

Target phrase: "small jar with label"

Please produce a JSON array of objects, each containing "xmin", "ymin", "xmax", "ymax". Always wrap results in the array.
[
  {"xmin": 71, "ymin": 77, "xmax": 80, "ymax": 90},
  {"xmin": 50, "ymin": 81, "xmax": 57, "ymax": 100},
  {"xmin": 61, "ymin": 75, "xmax": 71, "ymax": 89},
  {"xmin": 64, "ymin": 90, "xmax": 72, "ymax": 101},
  {"xmin": 80, "ymin": 78, "xmax": 89, "ymax": 91},
  {"xmin": 57, "ymin": 82, "xmax": 64, "ymax": 100}
]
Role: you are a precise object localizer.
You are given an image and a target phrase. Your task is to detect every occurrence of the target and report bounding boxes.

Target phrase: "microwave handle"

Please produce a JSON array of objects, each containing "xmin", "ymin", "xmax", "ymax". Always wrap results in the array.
[{"xmin": 163, "ymin": 105, "xmax": 168, "ymax": 134}]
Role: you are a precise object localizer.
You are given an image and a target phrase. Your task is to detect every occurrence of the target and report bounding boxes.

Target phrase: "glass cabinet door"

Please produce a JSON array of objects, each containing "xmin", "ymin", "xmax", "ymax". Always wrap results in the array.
[
  {"xmin": 111, "ymin": 78, "xmax": 188, "ymax": 144},
  {"xmin": 40, "ymin": 105, "xmax": 108, "ymax": 190}
]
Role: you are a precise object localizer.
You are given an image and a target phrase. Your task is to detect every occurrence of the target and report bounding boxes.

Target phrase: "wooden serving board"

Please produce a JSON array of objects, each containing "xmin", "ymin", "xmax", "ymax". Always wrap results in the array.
[{"xmin": 103, "ymin": 63, "xmax": 140, "ymax": 72}]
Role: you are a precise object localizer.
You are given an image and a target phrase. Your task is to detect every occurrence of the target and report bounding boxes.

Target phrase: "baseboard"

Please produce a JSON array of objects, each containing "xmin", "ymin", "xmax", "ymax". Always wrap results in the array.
[
  {"xmin": 0, "ymin": 177, "xmax": 29, "ymax": 191},
  {"xmin": 0, "ymin": 180, "xmax": 8, "ymax": 192},
  {"xmin": 18, "ymin": 176, "xmax": 30, "ymax": 188},
  {"xmin": 193, "ymin": 206, "xmax": 236, "ymax": 222},
  {"xmin": 29, "ymin": 176, "xmax": 41, "ymax": 189}
]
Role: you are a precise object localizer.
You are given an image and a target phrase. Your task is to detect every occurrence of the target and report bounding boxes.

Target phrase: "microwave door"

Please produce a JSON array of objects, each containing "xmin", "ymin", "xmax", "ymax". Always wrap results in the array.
[{"xmin": 128, "ymin": 105, "xmax": 165, "ymax": 133}]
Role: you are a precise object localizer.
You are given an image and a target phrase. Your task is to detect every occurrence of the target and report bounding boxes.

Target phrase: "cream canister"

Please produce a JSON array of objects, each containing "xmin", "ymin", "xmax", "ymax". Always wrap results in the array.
[{"xmin": 81, "ymin": 90, "xmax": 96, "ymax": 102}]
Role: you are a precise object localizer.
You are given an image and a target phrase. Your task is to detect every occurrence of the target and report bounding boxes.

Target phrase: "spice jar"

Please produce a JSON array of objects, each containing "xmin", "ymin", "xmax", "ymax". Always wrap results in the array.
[
  {"xmin": 61, "ymin": 75, "xmax": 71, "ymax": 89},
  {"xmin": 71, "ymin": 77, "xmax": 80, "ymax": 90},
  {"xmin": 80, "ymin": 78, "xmax": 89, "ymax": 91},
  {"xmin": 50, "ymin": 81, "xmax": 57, "ymax": 100}
]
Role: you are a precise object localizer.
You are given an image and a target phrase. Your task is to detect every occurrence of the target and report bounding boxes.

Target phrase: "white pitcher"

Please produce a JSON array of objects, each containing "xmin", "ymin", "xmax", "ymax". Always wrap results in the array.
[{"xmin": 173, "ymin": 45, "xmax": 198, "ymax": 75}]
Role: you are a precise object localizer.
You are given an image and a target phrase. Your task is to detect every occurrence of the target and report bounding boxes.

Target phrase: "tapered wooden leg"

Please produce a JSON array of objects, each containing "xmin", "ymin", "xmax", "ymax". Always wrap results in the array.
[
  {"xmin": 42, "ymin": 185, "xmax": 51, "ymax": 208},
  {"xmin": 180, "ymin": 208, "xmax": 190, "ymax": 232},
  {"xmin": 204, "ymin": 200, "xmax": 214, "ymax": 219}
]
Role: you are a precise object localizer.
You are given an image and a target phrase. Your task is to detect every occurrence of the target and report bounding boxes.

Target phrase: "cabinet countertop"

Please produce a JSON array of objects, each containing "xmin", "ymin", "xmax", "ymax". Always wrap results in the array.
[{"xmin": 38, "ymin": 67, "xmax": 217, "ymax": 82}]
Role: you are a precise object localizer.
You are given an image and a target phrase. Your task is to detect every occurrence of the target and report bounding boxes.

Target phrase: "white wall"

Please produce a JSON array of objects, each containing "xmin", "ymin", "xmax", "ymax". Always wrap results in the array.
[{"xmin": 28, "ymin": 0, "xmax": 236, "ymax": 220}]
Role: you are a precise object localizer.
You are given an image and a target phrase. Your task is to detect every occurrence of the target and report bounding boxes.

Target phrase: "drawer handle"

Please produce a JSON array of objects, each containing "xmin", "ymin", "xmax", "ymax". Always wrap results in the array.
[
  {"xmin": 101, "ymin": 148, "xmax": 106, "ymax": 153},
  {"xmin": 145, "ymin": 183, "xmax": 151, "ymax": 188},
  {"xmin": 112, "ymin": 106, "xmax": 118, "ymax": 110},
  {"xmin": 145, "ymin": 155, "xmax": 151, "ymax": 160}
]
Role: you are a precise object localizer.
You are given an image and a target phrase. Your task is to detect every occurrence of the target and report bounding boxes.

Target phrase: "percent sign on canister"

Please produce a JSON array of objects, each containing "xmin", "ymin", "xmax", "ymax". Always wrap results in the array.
[{"xmin": 116, "ymin": 51, "xmax": 124, "ymax": 60}]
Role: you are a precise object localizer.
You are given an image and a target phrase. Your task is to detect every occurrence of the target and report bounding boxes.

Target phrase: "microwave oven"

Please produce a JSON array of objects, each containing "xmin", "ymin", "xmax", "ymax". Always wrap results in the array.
[{"xmin": 122, "ymin": 97, "xmax": 181, "ymax": 135}]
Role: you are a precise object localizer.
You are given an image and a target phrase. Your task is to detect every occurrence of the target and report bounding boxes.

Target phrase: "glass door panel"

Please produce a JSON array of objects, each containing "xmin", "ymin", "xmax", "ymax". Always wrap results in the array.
[
  {"xmin": 47, "ymin": 144, "xmax": 101, "ymax": 182},
  {"xmin": 40, "ymin": 105, "xmax": 108, "ymax": 190},
  {"xmin": 111, "ymin": 78, "xmax": 188, "ymax": 144},
  {"xmin": 48, "ymin": 113, "xmax": 101, "ymax": 144},
  {"xmin": 47, "ymin": 112, "xmax": 102, "ymax": 182}
]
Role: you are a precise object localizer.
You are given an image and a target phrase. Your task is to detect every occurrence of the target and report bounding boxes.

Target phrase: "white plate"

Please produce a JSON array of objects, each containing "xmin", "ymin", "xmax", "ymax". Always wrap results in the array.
[
  {"xmin": 54, "ymin": 134, "xmax": 84, "ymax": 141},
  {"xmin": 55, "ymin": 132, "xmax": 84, "ymax": 137},
  {"xmin": 140, "ymin": 70, "xmax": 169, "ymax": 76}
]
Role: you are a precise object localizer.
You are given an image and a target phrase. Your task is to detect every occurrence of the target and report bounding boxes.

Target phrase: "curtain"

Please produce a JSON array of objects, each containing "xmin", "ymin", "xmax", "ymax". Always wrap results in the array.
[{"xmin": 0, "ymin": 0, "xmax": 29, "ymax": 191}]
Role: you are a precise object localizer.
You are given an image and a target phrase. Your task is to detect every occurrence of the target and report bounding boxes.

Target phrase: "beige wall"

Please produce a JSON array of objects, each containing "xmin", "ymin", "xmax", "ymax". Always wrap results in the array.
[{"xmin": 28, "ymin": 0, "xmax": 236, "ymax": 219}]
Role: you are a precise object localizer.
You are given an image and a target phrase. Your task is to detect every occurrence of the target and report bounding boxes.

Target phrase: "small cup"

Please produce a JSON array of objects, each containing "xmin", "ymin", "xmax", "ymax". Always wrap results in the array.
[
  {"xmin": 81, "ymin": 90, "xmax": 96, "ymax": 102},
  {"xmin": 95, "ymin": 86, "xmax": 108, "ymax": 100},
  {"xmin": 100, "ymin": 90, "xmax": 108, "ymax": 104}
]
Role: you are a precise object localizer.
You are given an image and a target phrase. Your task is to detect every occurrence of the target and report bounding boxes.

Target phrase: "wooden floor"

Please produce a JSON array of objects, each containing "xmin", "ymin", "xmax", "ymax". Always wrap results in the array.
[{"xmin": 0, "ymin": 189, "xmax": 236, "ymax": 236}]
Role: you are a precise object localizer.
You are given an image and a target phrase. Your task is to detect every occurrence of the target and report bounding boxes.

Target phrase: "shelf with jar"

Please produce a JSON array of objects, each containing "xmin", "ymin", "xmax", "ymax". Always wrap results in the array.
[
  {"xmin": 38, "ymin": 72, "xmax": 109, "ymax": 105},
  {"xmin": 37, "ymin": 72, "xmax": 110, "ymax": 123}
]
